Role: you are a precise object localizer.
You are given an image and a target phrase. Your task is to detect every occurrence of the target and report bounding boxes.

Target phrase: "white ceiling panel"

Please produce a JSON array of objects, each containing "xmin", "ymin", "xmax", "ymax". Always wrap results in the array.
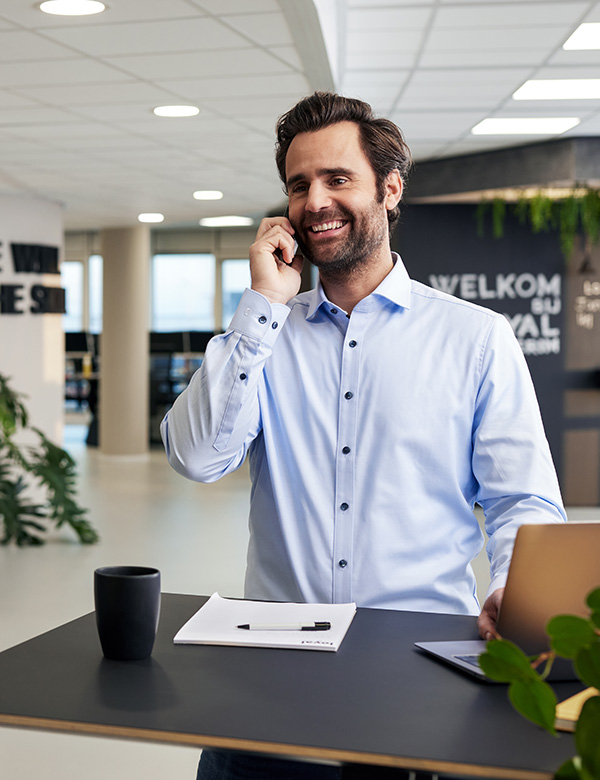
[
  {"xmin": 0, "ymin": 30, "xmax": 79, "ymax": 61},
  {"xmin": 43, "ymin": 17, "xmax": 250, "ymax": 57},
  {"xmin": 419, "ymin": 49, "xmax": 553, "ymax": 67},
  {"xmin": 434, "ymin": 2, "xmax": 589, "ymax": 27},
  {"xmin": 426, "ymin": 26, "xmax": 570, "ymax": 51},
  {"xmin": 347, "ymin": 29, "xmax": 423, "ymax": 52},
  {"xmin": 0, "ymin": 107, "xmax": 88, "ymax": 125},
  {"xmin": 1, "ymin": 0, "xmax": 600, "ymax": 230},
  {"xmin": 348, "ymin": 7, "xmax": 433, "ymax": 29},
  {"xmin": 346, "ymin": 51, "xmax": 419, "ymax": 69},
  {"xmin": 0, "ymin": 58, "xmax": 131, "ymax": 88},
  {"xmin": 156, "ymin": 72, "xmax": 309, "ymax": 101},
  {"xmin": 195, "ymin": 0, "xmax": 281, "ymax": 14},
  {"xmin": 223, "ymin": 13, "xmax": 294, "ymax": 46},
  {"xmin": 107, "ymin": 48, "xmax": 292, "ymax": 80},
  {"xmin": 15, "ymin": 82, "xmax": 179, "ymax": 107}
]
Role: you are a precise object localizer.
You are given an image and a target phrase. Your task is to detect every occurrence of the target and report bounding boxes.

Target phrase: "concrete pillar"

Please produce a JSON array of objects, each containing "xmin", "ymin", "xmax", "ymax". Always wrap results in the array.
[{"xmin": 99, "ymin": 226, "xmax": 149, "ymax": 457}]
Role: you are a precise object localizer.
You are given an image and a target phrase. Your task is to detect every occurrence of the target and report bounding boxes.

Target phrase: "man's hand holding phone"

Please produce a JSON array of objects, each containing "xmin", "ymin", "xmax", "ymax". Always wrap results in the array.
[{"xmin": 249, "ymin": 215, "xmax": 303, "ymax": 305}]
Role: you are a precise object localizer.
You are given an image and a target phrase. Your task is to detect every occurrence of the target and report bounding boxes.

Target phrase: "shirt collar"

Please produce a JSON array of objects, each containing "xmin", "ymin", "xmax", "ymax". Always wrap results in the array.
[{"xmin": 305, "ymin": 252, "xmax": 412, "ymax": 320}]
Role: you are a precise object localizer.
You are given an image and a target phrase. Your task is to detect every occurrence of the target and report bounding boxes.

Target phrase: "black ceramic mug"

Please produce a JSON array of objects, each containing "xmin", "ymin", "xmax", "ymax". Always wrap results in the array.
[{"xmin": 94, "ymin": 566, "xmax": 161, "ymax": 661}]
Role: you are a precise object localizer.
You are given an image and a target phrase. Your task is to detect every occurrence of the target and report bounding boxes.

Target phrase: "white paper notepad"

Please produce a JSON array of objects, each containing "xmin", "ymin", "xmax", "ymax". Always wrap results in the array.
[{"xmin": 173, "ymin": 593, "xmax": 357, "ymax": 652}]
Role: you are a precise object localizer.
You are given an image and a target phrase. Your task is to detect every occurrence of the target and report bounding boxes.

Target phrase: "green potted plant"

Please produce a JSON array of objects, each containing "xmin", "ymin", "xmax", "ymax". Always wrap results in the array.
[
  {"xmin": 480, "ymin": 588, "xmax": 600, "ymax": 779},
  {"xmin": 476, "ymin": 187, "xmax": 600, "ymax": 261},
  {"xmin": 0, "ymin": 372, "xmax": 98, "ymax": 546}
]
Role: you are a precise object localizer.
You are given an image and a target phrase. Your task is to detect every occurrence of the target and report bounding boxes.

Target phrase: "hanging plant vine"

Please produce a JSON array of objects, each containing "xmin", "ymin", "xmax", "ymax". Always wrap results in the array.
[{"xmin": 476, "ymin": 187, "xmax": 600, "ymax": 261}]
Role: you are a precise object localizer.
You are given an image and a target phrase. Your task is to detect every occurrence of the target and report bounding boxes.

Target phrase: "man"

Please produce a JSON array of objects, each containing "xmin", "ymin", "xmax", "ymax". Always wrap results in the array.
[{"xmin": 161, "ymin": 92, "xmax": 566, "ymax": 780}]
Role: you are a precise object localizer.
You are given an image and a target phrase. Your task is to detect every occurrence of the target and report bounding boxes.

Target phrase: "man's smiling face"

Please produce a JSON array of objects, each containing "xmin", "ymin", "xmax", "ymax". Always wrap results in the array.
[{"xmin": 285, "ymin": 121, "xmax": 391, "ymax": 278}]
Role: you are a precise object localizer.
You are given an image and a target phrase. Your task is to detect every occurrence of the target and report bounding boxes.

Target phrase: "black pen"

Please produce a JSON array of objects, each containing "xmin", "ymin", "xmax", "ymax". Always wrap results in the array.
[{"xmin": 236, "ymin": 622, "xmax": 331, "ymax": 631}]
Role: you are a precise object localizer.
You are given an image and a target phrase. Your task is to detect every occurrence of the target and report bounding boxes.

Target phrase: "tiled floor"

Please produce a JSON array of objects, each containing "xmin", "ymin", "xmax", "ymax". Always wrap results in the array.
[{"xmin": 0, "ymin": 424, "xmax": 597, "ymax": 779}]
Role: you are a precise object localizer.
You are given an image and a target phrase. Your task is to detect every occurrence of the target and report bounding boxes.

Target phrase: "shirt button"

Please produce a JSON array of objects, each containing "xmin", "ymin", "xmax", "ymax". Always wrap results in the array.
[
  {"xmin": 258, "ymin": 315, "xmax": 267, "ymax": 324},
  {"xmin": 330, "ymin": 308, "xmax": 338, "ymax": 315},
  {"xmin": 339, "ymin": 559, "xmax": 348, "ymax": 568},
  {"xmin": 239, "ymin": 373, "xmax": 247, "ymax": 380},
  {"xmin": 349, "ymin": 340, "xmax": 357, "ymax": 348},
  {"xmin": 340, "ymin": 502, "xmax": 349, "ymax": 511},
  {"xmin": 344, "ymin": 391, "xmax": 353, "ymax": 400},
  {"xmin": 342, "ymin": 446, "xmax": 351, "ymax": 454},
  {"xmin": 272, "ymin": 321, "xmax": 278, "ymax": 329}
]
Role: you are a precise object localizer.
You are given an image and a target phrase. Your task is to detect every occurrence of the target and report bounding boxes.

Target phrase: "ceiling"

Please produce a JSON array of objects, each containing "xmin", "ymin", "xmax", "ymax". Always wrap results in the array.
[{"xmin": 1, "ymin": 0, "xmax": 600, "ymax": 231}]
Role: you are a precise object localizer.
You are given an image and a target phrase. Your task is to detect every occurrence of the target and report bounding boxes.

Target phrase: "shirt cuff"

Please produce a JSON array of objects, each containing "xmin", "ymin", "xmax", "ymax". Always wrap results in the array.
[{"xmin": 228, "ymin": 288, "xmax": 291, "ymax": 346}]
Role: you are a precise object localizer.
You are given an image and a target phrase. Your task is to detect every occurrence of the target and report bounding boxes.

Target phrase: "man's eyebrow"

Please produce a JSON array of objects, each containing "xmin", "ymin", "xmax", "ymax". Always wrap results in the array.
[{"xmin": 286, "ymin": 167, "xmax": 357, "ymax": 188}]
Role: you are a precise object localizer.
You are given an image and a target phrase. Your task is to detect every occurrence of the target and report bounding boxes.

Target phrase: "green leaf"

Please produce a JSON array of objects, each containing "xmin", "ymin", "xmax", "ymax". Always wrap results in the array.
[
  {"xmin": 479, "ymin": 639, "xmax": 537, "ymax": 683},
  {"xmin": 548, "ymin": 615, "xmax": 597, "ymax": 658},
  {"xmin": 492, "ymin": 198, "xmax": 506, "ymax": 239},
  {"xmin": 555, "ymin": 757, "xmax": 583, "ymax": 780},
  {"xmin": 575, "ymin": 644, "xmax": 600, "ymax": 690},
  {"xmin": 586, "ymin": 588, "xmax": 600, "ymax": 612},
  {"xmin": 508, "ymin": 677, "xmax": 557, "ymax": 735},
  {"xmin": 575, "ymin": 696, "xmax": 600, "ymax": 780}
]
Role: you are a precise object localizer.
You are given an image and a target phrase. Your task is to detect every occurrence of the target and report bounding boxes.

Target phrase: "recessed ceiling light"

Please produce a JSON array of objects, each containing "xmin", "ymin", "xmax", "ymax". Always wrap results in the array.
[
  {"xmin": 138, "ymin": 213, "xmax": 164, "ymax": 223},
  {"xmin": 471, "ymin": 117, "xmax": 580, "ymax": 135},
  {"xmin": 39, "ymin": 0, "xmax": 106, "ymax": 15},
  {"xmin": 199, "ymin": 216, "xmax": 254, "ymax": 227},
  {"xmin": 513, "ymin": 79, "xmax": 600, "ymax": 100},
  {"xmin": 193, "ymin": 190, "xmax": 224, "ymax": 200},
  {"xmin": 563, "ymin": 22, "xmax": 600, "ymax": 50},
  {"xmin": 153, "ymin": 105, "xmax": 199, "ymax": 118}
]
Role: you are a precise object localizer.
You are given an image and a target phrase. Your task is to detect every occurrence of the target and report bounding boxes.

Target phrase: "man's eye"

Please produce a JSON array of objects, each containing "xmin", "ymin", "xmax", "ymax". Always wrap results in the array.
[
  {"xmin": 331, "ymin": 178, "xmax": 348, "ymax": 186},
  {"xmin": 291, "ymin": 184, "xmax": 307, "ymax": 194}
]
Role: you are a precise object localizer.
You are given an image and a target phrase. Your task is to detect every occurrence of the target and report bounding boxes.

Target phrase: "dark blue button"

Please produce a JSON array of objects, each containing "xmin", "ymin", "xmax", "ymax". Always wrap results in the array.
[
  {"xmin": 239, "ymin": 373, "xmax": 247, "ymax": 380},
  {"xmin": 340, "ymin": 502, "xmax": 349, "ymax": 511},
  {"xmin": 272, "ymin": 321, "xmax": 278, "ymax": 329},
  {"xmin": 258, "ymin": 315, "xmax": 267, "ymax": 324},
  {"xmin": 339, "ymin": 559, "xmax": 348, "ymax": 568},
  {"xmin": 344, "ymin": 391, "xmax": 353, "ymax": 400},
  {"xmin": 342, "ymin": 446, "xmax": 350, "ymax": 454},
  {"xmin": 349, "ymin": 340, "xmax": 357, "ymax": 348},
  {"xmin": 330, "ymin": 308, "xmax": 338, "ymax": 315}
]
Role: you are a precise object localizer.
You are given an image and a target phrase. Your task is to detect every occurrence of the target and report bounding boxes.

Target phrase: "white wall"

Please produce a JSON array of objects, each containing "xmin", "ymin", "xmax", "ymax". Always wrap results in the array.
[{"xmin": 0, "ymin": 194, "xmax": 64, "ymax": 443}]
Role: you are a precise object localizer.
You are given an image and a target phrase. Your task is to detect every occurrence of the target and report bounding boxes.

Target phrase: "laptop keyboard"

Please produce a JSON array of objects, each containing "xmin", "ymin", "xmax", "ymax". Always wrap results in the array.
[{"xmin": 453, "ymin": 653, "xmax": 481, "ymax": 668}]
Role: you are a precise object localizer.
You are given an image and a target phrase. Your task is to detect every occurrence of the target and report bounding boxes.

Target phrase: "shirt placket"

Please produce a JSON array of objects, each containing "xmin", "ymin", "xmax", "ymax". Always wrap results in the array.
[{"xmin": 332, "ymin": 309, "xmax": 366, "ymax": 603}]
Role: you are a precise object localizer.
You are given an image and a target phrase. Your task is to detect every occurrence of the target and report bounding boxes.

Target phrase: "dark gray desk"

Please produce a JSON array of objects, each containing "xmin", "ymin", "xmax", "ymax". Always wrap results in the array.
[{"xmin": 0, "ymin": 594, "xmax": 579, "ymax": 778}]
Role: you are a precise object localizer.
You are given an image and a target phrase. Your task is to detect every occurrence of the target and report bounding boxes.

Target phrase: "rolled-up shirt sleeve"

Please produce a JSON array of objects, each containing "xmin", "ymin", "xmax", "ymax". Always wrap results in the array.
[{"xmin": 160, "ymin": 289, "xmax": 290, "ymax": 483}]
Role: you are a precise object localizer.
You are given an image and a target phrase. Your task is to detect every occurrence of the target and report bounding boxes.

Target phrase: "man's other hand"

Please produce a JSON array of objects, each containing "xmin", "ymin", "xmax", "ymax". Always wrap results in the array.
[
  {"xmin": 249, "ymin": 216, "xmax": 304, "ymax": 305},
  {"xmin": 477, "ymin": 587, "xmax": 505, "ymax": 640}
]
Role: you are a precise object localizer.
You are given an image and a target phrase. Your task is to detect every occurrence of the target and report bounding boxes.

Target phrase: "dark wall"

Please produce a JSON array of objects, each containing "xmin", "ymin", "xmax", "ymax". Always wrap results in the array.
[{"xmin": 393, "ymin": 203, "xmax": 600, "ymax": 505}]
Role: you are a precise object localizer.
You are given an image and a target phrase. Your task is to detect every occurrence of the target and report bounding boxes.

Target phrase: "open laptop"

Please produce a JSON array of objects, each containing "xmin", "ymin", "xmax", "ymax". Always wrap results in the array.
[{"xmin": 415, "ymin": 522, "xmax": 600, "ymax": 681}]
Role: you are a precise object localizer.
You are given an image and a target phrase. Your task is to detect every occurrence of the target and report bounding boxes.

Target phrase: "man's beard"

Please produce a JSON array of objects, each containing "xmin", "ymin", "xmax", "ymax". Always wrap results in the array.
[{"xmin": 293, "ymin": 198, "xmax": 388, "ymax": 281}]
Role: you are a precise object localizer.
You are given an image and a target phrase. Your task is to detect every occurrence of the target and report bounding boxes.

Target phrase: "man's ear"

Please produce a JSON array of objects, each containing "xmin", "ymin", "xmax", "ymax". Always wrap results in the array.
[{"xmin": 384, "ymin": 169, "xmax": 403, "ymax": 210}]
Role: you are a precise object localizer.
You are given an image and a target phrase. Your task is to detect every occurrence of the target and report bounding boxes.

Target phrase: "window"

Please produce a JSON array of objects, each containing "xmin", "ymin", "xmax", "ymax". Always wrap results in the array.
[
  {"xmin": 61, "ymin": 261, "xmax": 83, "ymax": 332},
  {"xmin": 222, "ymin": 258, "xmax": 250, "ymax": 329},
  {"xmin": 89, "ymin": 254, "xmax": 103, "ymax": 334},
  {"xmin": 152, "ymin": 254, "xmax": 215, "ymax": 331}
]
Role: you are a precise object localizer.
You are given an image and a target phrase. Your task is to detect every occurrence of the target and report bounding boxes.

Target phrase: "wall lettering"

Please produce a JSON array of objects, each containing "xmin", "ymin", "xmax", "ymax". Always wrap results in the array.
[
  {"xmin": 429, "ymin": 272, "xmax": 562, "ymax": 356},
  {"xmin": 0, "ymin": 241, "xmax": 65, "ymax": 315},
  {"xmin": 574, "ymin": 279, "xmax": 600, "ymax": 330}
]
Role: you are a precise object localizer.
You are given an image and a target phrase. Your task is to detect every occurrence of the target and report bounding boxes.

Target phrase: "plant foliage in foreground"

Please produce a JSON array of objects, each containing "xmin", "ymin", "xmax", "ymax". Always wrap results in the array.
[
  {"xmin": 0, "ymin": 373, "xmax": 98, "ymax": 546},
  {"xmin": 479, "ymin": 588, "xmax": 600, "ymax": 780}
]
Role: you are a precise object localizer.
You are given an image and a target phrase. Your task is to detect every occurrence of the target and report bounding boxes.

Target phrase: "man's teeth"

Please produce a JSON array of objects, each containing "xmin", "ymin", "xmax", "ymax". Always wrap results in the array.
[{"xmin": 310, "ymin": 221, "xmax": 345, "ymax": 233}]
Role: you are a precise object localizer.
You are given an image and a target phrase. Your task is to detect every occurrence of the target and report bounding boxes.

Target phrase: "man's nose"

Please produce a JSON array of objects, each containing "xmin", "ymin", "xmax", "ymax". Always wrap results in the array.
[{"xmin": 305, "ymin": 182, "xmax": 332, "ymax": 212}]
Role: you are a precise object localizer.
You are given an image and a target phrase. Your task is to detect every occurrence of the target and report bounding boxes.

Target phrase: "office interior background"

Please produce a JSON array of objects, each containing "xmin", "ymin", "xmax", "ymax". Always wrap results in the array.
[{"xmin": 1, "ymin": 0, "xmax": 600, "ymax": 777}]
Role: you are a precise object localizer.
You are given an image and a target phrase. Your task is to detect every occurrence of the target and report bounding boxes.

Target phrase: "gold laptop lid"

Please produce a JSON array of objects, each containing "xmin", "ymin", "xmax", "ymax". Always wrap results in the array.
[{"xmin": 497, "ymin": 522, "xmax": 600, "ymax": 655}]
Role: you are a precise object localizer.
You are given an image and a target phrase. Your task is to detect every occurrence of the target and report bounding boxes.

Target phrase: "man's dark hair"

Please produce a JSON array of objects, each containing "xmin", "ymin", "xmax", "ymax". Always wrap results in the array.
[{"xmin": 275, "ymin": 92, "xmax": 413, "ymax": 235}]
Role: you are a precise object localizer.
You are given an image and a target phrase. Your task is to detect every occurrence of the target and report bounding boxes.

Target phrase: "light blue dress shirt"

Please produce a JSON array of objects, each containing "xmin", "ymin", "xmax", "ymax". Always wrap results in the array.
[{"xmin": 162, "ymin": 254, "xmax": 566, "ymax": 616}]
